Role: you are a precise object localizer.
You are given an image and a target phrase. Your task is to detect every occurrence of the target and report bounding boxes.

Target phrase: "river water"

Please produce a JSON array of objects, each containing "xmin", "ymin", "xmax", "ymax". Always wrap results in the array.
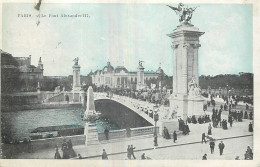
[{"xmin": 2, "ymin": 100, "xmax": 152, "ymax": 142}]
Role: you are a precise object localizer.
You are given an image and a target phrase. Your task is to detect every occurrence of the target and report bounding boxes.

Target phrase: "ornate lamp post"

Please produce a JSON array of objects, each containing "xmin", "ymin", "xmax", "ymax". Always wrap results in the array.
[
  {"xmin": 226, "ymin": 83, "xmax": 229, "ymax": 104},
  {"xmin": 153, "ymin": 105, "xmax": 159, "ymax": 147}
]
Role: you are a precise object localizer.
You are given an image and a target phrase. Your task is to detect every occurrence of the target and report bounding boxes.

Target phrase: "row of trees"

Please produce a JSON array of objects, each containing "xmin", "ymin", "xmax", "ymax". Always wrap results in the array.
[{"xmin": 199, "ymin": 73, "xmax": 253, "ymax": 90}]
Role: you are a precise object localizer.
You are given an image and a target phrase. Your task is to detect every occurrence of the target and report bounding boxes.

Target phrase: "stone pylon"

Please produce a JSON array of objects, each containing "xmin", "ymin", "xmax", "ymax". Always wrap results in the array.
[
  {"xmin": 168, "ymin": 23, "xmax": 205, "ymax": 121},
  {"xmin": 137, "ymin": 61, "xmax": 145, "ymax": 90},
  {"xmin": 72, "ymin": 59, "xmax": 81, "ymax": 91},
  {"xmin": 84, "ymin": 86, "xmax": 95, "ymax": 146},
  {"xmin": 85, "ymin": 86, "xmax": 95, "ymax": 119}
]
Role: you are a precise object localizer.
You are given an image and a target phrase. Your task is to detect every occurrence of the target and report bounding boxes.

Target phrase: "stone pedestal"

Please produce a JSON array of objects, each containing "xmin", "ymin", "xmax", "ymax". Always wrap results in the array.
[
  {"xmin": 158, "ymin": 120, "xmax": 179, "ymax": 135},
  {"xmin": 169, "ymin": 94, "xmax": 205, "ymax": 121},
  {"xmin": 84, "ymin": 122, "xmax": 89, "ymax": 146},
  {"xmin": 85, "ymin": 86, "xmax": 95, "ymax": 119},
  {"xmin": 187, "ymin": 96, "xmax": 205, "ymax": 117}
]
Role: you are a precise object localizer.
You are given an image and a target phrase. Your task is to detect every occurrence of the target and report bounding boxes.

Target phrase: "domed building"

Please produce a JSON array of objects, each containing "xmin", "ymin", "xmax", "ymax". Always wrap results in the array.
[{"xmin": 91, "ymin": 61, "xmax": 165, "ymax": 89}]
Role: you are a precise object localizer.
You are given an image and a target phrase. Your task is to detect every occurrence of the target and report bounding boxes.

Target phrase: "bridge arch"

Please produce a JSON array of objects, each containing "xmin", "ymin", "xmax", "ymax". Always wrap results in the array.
[{"xmin": 94, "ymin": 98, "xmax": 153, "ymax": 130}]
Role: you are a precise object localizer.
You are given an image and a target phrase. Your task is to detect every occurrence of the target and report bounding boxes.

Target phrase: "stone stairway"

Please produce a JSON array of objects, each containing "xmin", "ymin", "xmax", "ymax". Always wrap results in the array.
[
  {"xmin": 43, "ymin": 92, "xmax": 64, "ymax": 103},
  {"xmin": 86, "ymin": 125, "xmax": 100, "ymax": 145}
]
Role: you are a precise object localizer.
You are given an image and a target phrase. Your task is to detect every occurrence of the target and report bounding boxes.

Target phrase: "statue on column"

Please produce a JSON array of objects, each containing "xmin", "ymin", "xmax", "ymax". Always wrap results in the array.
[
  {"xmin": 188, "ymin": 77, "xmax": 201, "ymax": 97},
  {"xmin": 73, "ymin": 57, "xmax": 79, "ymax": 65},
  {"xmin": 139, "ymin": 60, "xmax": 144, "ymax": 66},
  {"xmin": 167, "ymin": 3, "xmax": 198, "ymax": 24}
]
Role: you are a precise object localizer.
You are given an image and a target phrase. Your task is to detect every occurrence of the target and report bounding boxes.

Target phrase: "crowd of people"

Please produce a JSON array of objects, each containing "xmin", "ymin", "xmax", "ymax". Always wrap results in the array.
[
  {"xmin": 244, "ymin": 146, "xmax": 253, "ymax": 160},
  {"xmin": 186, "ymin": 115, "xmax": 211, "ymax": 124},
  {"xmin": 211, "ymin": 108, "xmax": 222, "ymax": 128},
  {"xmin": 54, "ymin": 139, "xmax": 76, "ymax": 159},
  {"xmin": 178, "ymin": 119, "xmax": 190, "ymax": 135}
]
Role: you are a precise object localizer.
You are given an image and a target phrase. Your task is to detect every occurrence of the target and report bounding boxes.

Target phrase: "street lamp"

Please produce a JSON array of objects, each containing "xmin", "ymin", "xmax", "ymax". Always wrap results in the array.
[
  {"xmin": 153, "ymin": 105, "xmax": 159, "ymax": 147},
  {"xmin": 226, "ymin": 83, "xmax": 229, "ymax": 104}
]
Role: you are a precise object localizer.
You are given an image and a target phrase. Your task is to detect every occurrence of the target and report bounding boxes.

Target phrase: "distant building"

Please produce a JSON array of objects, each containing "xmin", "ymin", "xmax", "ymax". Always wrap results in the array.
[
  {"xmin": 1, "ymin": 50, "xmax": 44, "ymax": 92},
  {"xmin": 15, "ymin": 55, "xmax": 44, "ymax": 79},
  {"xmin": 91, "ymin": 61, "xmax": 165, "ymax": 89}
]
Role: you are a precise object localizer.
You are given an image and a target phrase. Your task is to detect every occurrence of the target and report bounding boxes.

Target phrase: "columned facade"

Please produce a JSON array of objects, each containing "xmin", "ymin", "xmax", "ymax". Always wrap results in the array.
[{"xmin": 91, "ymin": 61, "xmax": 164, "ymax": 89}]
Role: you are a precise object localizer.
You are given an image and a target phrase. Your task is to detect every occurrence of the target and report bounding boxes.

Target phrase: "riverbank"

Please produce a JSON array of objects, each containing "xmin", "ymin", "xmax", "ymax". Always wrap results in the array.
[{"xmin": 1, "ymin": 102, "xmax": 83, "ymax": 112}]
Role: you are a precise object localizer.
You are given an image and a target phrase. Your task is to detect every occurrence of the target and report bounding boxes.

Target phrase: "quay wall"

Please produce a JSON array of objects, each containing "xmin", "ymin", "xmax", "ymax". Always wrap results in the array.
[{"xmin": 1, "ymin": 103, "xmax": 82, "ymax": 112}]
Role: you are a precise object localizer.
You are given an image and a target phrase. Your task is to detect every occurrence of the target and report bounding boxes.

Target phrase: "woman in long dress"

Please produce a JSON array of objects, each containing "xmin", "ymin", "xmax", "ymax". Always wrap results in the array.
[{"xmin": 208, "ymin": 123, "xmax": 212, "ymax": 135}]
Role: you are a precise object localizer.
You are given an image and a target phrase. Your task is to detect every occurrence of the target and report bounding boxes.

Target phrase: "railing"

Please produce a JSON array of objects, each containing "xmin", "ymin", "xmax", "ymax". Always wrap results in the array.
[
  {"xmin": 97, "ymin": 126, "xmax": 159, "ymax": 141},
  {"xmin": 130, "ymin": 126, "xmax": 159, "ymax": 137},
  {"xmin": 94, "ymin": 92, "xmax": 158, "ymax": 123},
  {"xmin": 98, "ymin": 129, "xmax": 126, "ymax": 141}
]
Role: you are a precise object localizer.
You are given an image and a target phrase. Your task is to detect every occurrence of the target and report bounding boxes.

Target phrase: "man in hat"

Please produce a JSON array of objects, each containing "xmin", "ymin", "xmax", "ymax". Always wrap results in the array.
[
  {"xmin": 130, "ymin": 145, "xmax": 136, "ymax": 159},
  {"xmin": 218, "ymin": 141, "xmax": 225, "ymax": 155},
  {"xmin": 209, "ymin": 140, "xmax": 215, "ymax": 154}
]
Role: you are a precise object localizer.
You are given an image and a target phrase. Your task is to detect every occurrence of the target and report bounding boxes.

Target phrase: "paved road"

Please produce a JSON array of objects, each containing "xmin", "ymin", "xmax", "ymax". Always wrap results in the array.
[{"xmin": 87, "ymin": 135, "xmax": 253, "ymax": 160}]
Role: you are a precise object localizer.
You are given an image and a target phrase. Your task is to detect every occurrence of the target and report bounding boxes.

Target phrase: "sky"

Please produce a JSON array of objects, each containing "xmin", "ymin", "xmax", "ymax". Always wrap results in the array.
[{"xmin": 2, "ymin": 3, "xmax": 253, "ymax": 76}]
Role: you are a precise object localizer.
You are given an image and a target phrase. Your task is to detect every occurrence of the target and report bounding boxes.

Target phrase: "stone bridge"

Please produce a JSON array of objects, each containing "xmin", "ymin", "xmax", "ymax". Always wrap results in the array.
[{"xmin": 93, "ymin": 92, "xmax": 158, "ymax": 125}]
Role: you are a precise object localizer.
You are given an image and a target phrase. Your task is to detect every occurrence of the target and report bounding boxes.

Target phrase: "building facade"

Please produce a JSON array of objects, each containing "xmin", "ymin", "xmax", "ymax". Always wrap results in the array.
[
  {"xmin": 15, "ymin": 55, "xmax": 44, "ymax": 80},
  {"xmin": 1, "ymin": 50, "xmax": 44, "ymax": 92},
  {"xmin": 91, "ymin": 61, "xmax": 165, "ymax": 89}
]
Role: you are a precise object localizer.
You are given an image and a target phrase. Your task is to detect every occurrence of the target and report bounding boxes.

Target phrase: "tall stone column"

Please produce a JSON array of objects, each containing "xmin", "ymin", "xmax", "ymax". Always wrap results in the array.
[
  {"xmin": 137, "ymin": 61, "xmax": 145, "ymax": 90},
  {"xmin": 193, "ymin": 44, "xmax": 201, "ymax": 85},
  {"xmin": 182, "ymin": 43, "xmax": 189, "ymax": 95},
  {"xmin": 172, "ymin": 44, "xmax": 178, "ymax": 95},
  {"xmin": 168, "ymin": 24, "xmax": 205, "ymax": 121},
  {"xmin": 72, "ymin": 61, "xmax": 81, "ymax": 91},
  {"xmin": 84, "ymin": 86, "xmax": 95, "ymax": 146}
]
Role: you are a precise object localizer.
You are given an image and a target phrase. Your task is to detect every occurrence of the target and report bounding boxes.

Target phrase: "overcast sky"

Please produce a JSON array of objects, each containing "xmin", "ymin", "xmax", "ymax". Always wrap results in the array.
[{"xmin": 2, "ymin": 3, "xmax": 252, "ymax": 76}]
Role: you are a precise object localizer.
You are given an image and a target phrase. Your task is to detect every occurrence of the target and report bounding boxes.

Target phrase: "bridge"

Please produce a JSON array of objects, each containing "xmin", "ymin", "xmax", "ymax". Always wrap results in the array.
[{"xmin": 93, "ymin": 92, "xmax": 158, "ymax": 125}]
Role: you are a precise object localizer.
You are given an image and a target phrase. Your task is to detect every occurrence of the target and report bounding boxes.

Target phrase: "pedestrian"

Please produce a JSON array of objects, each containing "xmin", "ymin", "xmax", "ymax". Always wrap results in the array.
[
  {"xmin": 104, "ymin": 127, "xmax": 109, "ymax": 140},
  {"xmin": 127, "ymin": 145, "xmax": 131, "ymax": 159},
  {"xmin": 141, "ymin": 153, "xmax": 146, "ymax": 160},
  {"xmin": 244, "ymin": 111, "xmax": 248, "ymax": 119},
  {"xmin": 235, "ymin": 156, "xmax": 240, "ymax": 160},
  {"xmin": 249, "ymin": 122, "xmax": 253, "ymax": 132},
  {"xmin": 208, "ymin": 123, "xmax": 212, "ymax": 135},
  {"xmin": 102, "ymin": 149, "xmax": 108, "ymax": 160},
  {"xmin": 202, "ymin": 154, "xmax": 207, "ymax": 160},
  {"xmin": 163, "ymin": 127, "xmax": 170, "ymax": 139},
  {"xmin": 228, "ymin": 114, "xmax": 233, "ymax": 127},
  {"xmin": 218, "ymin": 141, "xmax": 225, "ymax": 156},
  {"xmin": 130, "ymin": 145, "xmax": 136, "ymax": 159},
  {"xmin": 186, "ymin": 124, "xmax": 190, "ymax": 135},
  {"xmin": 78, "ymin": 154, "xmax": 82, "ymax": 159},
  {"xmin": 62, "ymin": 145, "xmax": 69, "ymax": 159},
  {"xmin": 209, "ymin": 140, "xmax": 215, "ymax": 154},
  {"xmin": 249, "ymin": 112, "xmax": 253, "ymax": 120},
  {"xmin": 173, "ymin": 131, "xmax": 177, "ymax": 143},
  {"xmin": 202, "ymin": 133, "xmax": 206, "ymax": 144},
  {"xmin": 54, "ymin": 148, "xmax": 61, "ymax": 159},
  {"xmin": 67, "ymin": 139, "xmax": 76, "ymax": 158},
  {"xmin": 61, "ymin": 139, "xmax": 67, "ymax": 151}
]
